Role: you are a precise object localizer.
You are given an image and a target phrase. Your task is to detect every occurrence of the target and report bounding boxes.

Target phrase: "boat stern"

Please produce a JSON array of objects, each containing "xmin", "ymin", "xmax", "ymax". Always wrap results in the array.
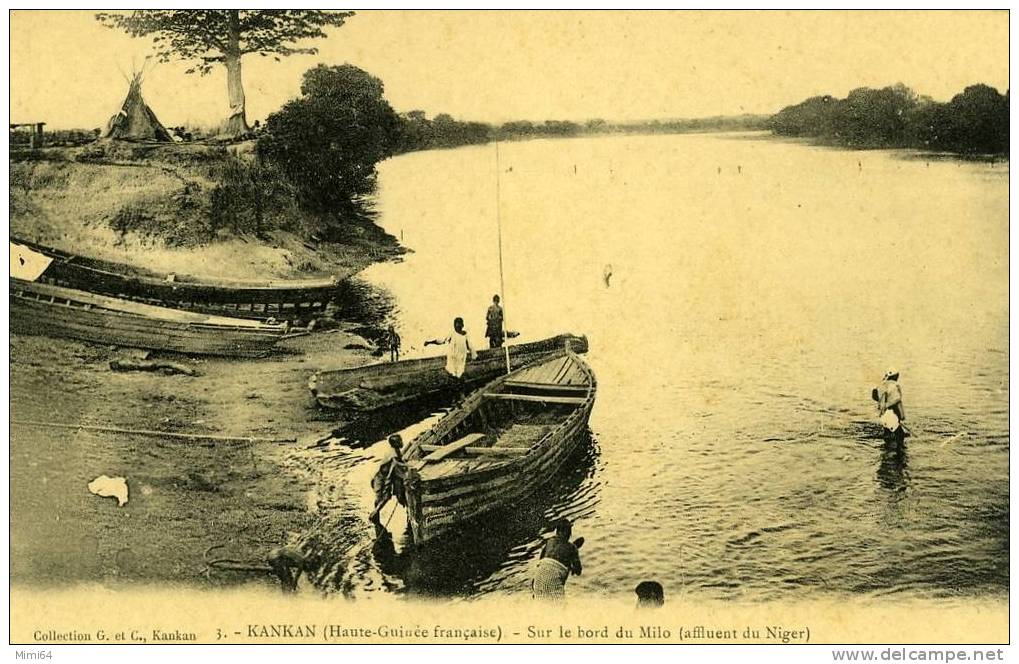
[{"xmin": 401, "ymin": 466, "xmax": 427, "ymax": 544}]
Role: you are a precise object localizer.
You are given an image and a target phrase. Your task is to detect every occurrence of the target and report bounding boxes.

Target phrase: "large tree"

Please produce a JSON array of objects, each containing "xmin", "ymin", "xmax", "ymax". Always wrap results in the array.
[{"xmin": 96, "ymin": 10, "xmax": 353, "ymax": 136}]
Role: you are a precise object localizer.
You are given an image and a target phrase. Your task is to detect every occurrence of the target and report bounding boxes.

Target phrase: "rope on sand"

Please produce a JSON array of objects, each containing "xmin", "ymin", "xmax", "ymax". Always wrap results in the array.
[{"xmin": 10, "ymin": 419, "xmax": 296, "ymax": 444}]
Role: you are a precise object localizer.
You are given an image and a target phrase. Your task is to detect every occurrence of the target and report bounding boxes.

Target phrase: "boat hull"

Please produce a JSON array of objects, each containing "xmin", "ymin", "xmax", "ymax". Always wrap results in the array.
[
  {"xmin": 12, "ymin": 236, "xmax": 342, "ymax": 321},
  {"xmin": 309, "ymin": 334, "xmax": 588, "ymax": 415},
  {"xmin": 10, "ymin": 278, "xmax": 288, "ymax": 357},
  {"xmin": 401, "ymin": 351, "xmax": 596, "ymax": 545}
]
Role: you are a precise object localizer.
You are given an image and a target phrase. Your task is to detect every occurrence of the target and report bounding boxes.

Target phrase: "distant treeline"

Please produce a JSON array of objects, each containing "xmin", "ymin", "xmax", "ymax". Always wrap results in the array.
[
  {"xmin": 394, "ymin": 112, "xmax": 768, "ymax": 153},
  {"xmin": 766, "ymin": 83, "xmax": 1008, "ymax": 155}
]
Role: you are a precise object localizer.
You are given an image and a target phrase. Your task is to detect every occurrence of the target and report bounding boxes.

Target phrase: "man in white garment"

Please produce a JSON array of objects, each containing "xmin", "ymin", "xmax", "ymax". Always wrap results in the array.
[{"xmin": 425, "ymin": 317, "xmax": 477, "ymax": 398}]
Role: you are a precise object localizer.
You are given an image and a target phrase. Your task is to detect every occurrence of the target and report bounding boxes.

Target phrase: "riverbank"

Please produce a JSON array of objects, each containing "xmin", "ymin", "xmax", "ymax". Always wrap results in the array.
[
  {"xmin": 9, "ymin": 328, "xmax": 385, "ymax": 588},
  {"xmin": 10, "ymin": 141, "xmax": 405, "ymax": 282},
  {"xmin": 9, "ymin": 141, "xmax": 407, "ymax": 592}
]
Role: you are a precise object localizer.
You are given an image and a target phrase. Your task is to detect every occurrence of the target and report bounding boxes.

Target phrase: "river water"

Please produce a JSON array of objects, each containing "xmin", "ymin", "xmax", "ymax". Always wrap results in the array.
[{"xmin": 305, "ymin": 132, "xmax": 1008, "ymax": 602}]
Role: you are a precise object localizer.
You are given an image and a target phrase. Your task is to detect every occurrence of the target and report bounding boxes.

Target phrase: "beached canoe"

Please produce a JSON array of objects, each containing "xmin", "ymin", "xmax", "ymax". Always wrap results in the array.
[
  {"xmin": 10, "ymin": 237, "xmax": 342, "ymax": 321},
  {"xmin": 10, "ymin": 278, "xmax": 290, "ymax": 357},
  {"xmin": 396, "ymin": 349, "xmax": 596, "ymax": 545},
  {"xmin": 308, "ymin": 333, "xmax": 588, "ymax": 415}
]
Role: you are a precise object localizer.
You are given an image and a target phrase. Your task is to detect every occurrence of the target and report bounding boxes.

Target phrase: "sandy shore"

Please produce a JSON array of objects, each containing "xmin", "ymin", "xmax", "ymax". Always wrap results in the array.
[
  {"xmin": 9, "ymin": 328, "xmax": 385, "ymax": 590},
  {"xmin": 9, "ymin": 141, "xmax": 412, "ymax": 591}
]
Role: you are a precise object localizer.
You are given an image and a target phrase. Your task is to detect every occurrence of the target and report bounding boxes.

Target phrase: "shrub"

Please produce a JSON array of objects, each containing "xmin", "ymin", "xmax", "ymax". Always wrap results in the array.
[{"xmin": 257, "ymin": 64, "xmax": 402, "ymax": 216}]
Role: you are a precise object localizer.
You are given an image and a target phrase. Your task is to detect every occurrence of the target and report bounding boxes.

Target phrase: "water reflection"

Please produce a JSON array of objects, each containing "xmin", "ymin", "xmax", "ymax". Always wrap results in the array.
[
  {"xmin": 876, "ymin": 437, "xmax": 910, "ymax": 496},
  {"xmin": 333, "ymin": 276, "xmax": 397, "ymax": 330}
]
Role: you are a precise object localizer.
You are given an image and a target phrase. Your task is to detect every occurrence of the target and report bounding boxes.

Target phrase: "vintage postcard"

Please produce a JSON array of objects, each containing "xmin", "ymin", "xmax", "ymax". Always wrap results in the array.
[{"xmin": 7, "ymin": 8, "xmax": 1009, "ymax": 657}]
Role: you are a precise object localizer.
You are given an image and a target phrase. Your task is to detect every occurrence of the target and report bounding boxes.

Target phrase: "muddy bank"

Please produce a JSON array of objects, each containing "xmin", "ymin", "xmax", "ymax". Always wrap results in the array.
[
  {"xmin": 10, "ymin": 142, "xmax": 405, "ymax": 283},
  {"xmin": 9, "ymin": 329, "xmax": 388, "ymax": 590}
]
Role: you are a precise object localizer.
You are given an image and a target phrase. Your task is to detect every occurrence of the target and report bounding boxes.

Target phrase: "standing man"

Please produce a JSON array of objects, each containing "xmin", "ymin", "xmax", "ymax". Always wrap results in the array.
[
  {"xmin": 386, "ymin": 324, "xmax": 401, "ymax": 362},
  {"xmin": 485, "ymin": 295, "xmax": 505, "ymax": 349},
  {"xmin": 876, "ymin": 368, "xmax": 907, "ymax": 440},
  {"xmin": 425, "ymin": 317, "xmax": 477, "ymax": 399}
]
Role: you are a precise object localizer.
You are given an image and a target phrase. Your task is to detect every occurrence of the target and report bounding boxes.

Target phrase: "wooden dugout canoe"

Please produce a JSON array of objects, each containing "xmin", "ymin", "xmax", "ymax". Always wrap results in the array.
[
  {"xmin": 10, "ymin": 278, "xmax": 290, "ymax": 357},
  {"xmin": 396, "ymin": 348, "xmax": 596, "ymax": 545},
  {"xmin": 10, "ymin": 237, "xmax": 342, "ymax": 321},
  {"xmin": 309, "ymin": 333, "xmax": 588, "ymax": 415}
]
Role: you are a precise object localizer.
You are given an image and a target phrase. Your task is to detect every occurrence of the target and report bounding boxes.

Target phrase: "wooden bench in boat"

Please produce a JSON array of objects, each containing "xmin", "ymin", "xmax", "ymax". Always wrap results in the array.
[
  {"xmin": 483, "ymin": 393, "xmax": 588, "ymax": 405},
  {"xmin": 420, "ymin": 433, "xmax": 488, "ymax": 463}
]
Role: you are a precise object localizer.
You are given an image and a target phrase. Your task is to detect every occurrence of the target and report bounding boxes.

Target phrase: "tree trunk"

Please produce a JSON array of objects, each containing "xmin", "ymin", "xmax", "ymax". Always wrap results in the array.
[{"xmin": 222, "ymin": 11, "xmax": 248, "ymax": 136}]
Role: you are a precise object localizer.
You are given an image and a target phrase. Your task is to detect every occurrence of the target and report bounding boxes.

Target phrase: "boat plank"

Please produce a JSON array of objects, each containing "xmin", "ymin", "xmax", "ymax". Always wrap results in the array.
[
  {"xmin": 484, "ymin": 393, "xmax": 587, "ymax": 405},
  {"xmin": 422, "ymin": 469, "xmax": 522, "ymax": 503},
  {"xmin": 503, "ymin": 381, "xmax": 589, "ymax": 392},
  {"xmin": 420, "ymin": 433, "xmax": 487, "ymax": 463},
  {"xmin": 532, "ymin": 358, "xmax": 567, "ymax": 383},
  {"xmin": 419, "ymin": 444, "xmax": 530, "ymax": 456},
  {"xmin": 551, "ymin": 357, "xmax": 574, "ymax": 384},
  {"xmin": 564, "ymin": 362, "xmax": 588, "ymax": 385}
]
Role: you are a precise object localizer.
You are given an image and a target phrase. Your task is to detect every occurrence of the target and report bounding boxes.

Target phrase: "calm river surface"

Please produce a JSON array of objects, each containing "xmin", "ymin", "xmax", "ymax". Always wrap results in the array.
[{"xmin": 309, "ymin": 132, "xmax": 1008, "ymax": 601}]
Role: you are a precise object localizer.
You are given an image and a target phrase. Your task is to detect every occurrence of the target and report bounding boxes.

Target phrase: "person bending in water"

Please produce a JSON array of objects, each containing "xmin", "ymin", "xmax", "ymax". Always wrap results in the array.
[
  {"xmin": 266, "ymin": 546, "xmax": 320, "ymax": 593},
  {"xmin": 532, "ymin": 519, "xmax": 583, "ymax": 601},
  {"xmin": 875, "ymin": 368, "xmax": 907, "ymax": 440}
]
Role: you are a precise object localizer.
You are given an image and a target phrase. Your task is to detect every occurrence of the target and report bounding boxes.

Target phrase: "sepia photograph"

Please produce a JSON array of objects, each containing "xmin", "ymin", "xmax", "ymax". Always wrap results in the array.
[{"xmin": 6, "ymin": 7, "xmax": 1010, "ymax": 657}]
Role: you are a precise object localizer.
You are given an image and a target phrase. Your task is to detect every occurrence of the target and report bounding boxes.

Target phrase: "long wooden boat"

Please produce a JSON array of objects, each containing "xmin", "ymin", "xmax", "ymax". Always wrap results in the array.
[
  {"xmin": 396, "ymin": 348, "xmax": 596, "ymax": 545},
  {"xmin": 10, "ymin": 278, "xmax": 290, "ymax": 357},
  {"xmin": 309, "ymin": 333, "xmax": 588, "ymax": 414},
  {"xmin": 11, "ymin": 237, "xmax": 342, "ymax": 321}
]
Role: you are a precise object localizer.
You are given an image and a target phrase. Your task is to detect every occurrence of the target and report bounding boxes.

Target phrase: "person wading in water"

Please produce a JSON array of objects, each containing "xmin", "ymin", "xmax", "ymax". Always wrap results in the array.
[
  {"xmin": 874, "ymin": 368, "xmax": 907, "ymax": 441},
  {"xmin": 532, "ymin": 519, "xmax": 583, "ymax": 601}
]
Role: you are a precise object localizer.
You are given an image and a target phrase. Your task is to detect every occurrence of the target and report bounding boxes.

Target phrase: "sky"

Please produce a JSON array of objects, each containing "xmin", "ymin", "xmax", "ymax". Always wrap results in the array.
[{"xmin": 9, "ymin": 10, "xmax": 1010, "ymax": 130}]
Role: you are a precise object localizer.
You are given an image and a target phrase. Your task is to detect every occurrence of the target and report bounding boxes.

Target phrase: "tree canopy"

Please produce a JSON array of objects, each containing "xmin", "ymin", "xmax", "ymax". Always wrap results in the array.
[
  {"xmin": 97, "ymin": 10, "xmax": 354, "ymax": 135},
  {"xmin": 767, "ymin": 83, "xmax": 1008, "ymax": 155},
  {"xmin": 258, "ymin": 64, "xmax": 402, "ymax": 216}
]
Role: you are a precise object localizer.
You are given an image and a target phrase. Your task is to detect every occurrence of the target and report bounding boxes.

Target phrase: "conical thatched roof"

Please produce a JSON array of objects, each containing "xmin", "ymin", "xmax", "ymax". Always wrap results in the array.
[{"xmin": 101, "ymin": 72, "xmax": 171, "ymax": 142}]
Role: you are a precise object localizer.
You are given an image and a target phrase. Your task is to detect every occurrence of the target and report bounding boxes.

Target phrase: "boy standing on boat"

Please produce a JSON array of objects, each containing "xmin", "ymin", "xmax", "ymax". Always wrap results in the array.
[
  {"xmin": 485, "ymin": 295, "xmax": 504, "ymax": 348},
  {"xmin": 532, "ymin": 519, "xmax": 583, "ymax": 601},
  {"xmin": 425, "ymin": 317, "xmax": 477, "ymax": 397}
]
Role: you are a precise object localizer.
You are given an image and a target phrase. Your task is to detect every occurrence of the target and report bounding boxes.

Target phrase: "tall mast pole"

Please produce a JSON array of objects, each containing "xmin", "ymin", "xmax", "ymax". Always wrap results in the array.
[{"xmin": 495, "ymin": 140, "xmax": 510, "ymax": 374}]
